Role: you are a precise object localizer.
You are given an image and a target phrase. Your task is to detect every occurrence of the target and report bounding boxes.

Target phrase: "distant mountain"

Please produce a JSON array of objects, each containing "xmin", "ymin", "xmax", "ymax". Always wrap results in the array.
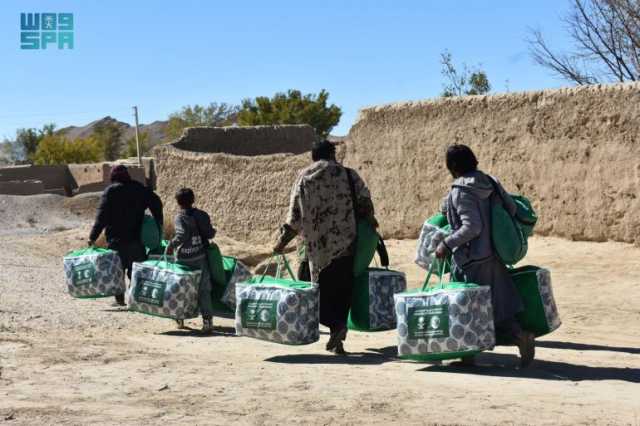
[{"xmin": 58, "ymin": 116, "xmax": 168, "ymax": 149}]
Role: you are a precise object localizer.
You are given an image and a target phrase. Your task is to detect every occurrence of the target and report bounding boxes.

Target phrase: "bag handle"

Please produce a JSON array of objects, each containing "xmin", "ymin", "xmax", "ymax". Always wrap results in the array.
[
  {"xmin": 376, "ymin": 238, "xmax": 389, "ymax": 268},
  {"xmin": 258, "ymin": 254, "xmax": 295, "ymax": 283},
  {"xmin": 421, "ymin": 258, "xmax": 448, "ymax": 291}
]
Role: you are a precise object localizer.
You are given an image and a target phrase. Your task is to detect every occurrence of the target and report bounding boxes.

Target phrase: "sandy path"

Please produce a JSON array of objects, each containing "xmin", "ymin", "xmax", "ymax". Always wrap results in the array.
[{"xmin": 1, "ymin": 231, "xmax": 639, "ymax": 425}]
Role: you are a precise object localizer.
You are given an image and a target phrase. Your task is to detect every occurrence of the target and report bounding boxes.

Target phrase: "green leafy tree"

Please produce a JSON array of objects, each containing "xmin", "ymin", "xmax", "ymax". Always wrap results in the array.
[
  {"xmin": 237, "ymin": 89, "xmax": 342, "ymax": 138},
  {"xmin": 125, "ymin": 131, "xmax": 150, "ymax": 158},
  {"xmin": 33, "ymin": 135, "xmax": 103, "ymax": 165},
  {"xmin": 14, "ymin": 122, "xmax": 56, "ymax": 161},
  {"xmin": 94, "ymin": 120, "xmax": 123, "ymax": 161},
  {"xmin": 440, "ymin": 51, "xmax": 491, "ymax": 97},
  {"xmin": 165, "ymin": 103, "xmax": 239, "ymax": 141}
]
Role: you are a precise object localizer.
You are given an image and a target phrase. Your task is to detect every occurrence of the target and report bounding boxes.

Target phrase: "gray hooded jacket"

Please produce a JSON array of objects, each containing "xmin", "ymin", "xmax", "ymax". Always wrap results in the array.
[
  {"xmin": 169, "ymin": 207, "xmax": 216, "ymax": 262},
  {"xmin": 443, "ymin": 170, "xmax": 516, "ymax": 267}
]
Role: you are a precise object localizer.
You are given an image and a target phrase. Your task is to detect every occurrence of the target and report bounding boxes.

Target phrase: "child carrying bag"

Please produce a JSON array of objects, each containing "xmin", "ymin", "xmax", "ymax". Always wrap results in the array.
[
  {"xmin": 394, "ymin": 260, "xmax": 495, "ymax": 361},
  {"xmin": 63, "ymin": 247, "xmax": 125, "ymax": 298},
  {"xmin": 235, "ymin": 255, "xmax": 319, "ymax": 345}
]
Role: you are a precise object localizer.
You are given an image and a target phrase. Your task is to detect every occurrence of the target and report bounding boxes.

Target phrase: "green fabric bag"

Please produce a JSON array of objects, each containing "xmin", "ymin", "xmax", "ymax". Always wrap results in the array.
[
  {"xmin": 210, "ymin": 257, "xmax": 234, "ymax": 315},
  {"xmin": 513, "ymin": 196, "xmax": 537, "ymax": 238},
  {"xmin": 510, "ymin": 265, "xmax": 561, "ymax": 337},
  {"xmin": 210, "ymin": 255, "xmax": 253, "ymax": 315},
  {"xmin": 348, "ymin": 267, "xmax": 407, "ymax": 331},
  {"xmin": 207, "ymin": 243, "xmax": 225, "ymax": 288},
  {"xmin": 395, "ymin": 260, "xmax": 495, "ymax": 361},
  {"xmin": 491, "ymin": 200, "xmax": 528, "ymax": 265},
  {"xmin": 141, "ymin": 215, "xmax": 162, "ymax": 252},
  {"xmin": 353, "ymin": 220, "xmax": 379, "ymax": 276},
  {"xmin": 427, "ymin": 213, "xmax": 449, "ymax": 228},
  {"xmin": 488, "ymin": 178, "xmax": 537, "ymax": 265}
]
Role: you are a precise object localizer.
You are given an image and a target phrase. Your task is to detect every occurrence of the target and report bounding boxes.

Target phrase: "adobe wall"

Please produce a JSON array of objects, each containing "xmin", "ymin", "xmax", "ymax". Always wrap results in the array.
[
  {"xmin": 154, "ymin": 125, "xmax": 317, "ymax": 244},
  {"xmin": 173, "ymin": 125, "xmax": 316, "ymax": 155},
  {"xmin": 344, "ymin": 82, "xmax": 640, "ymax": 244},
  {"xmin": 0, "ymin": 165, "xmax": 76, "ymax": 195},
  {"xmin": 154, "ymin": 145, "xmax": 309, "ymax": 244}
]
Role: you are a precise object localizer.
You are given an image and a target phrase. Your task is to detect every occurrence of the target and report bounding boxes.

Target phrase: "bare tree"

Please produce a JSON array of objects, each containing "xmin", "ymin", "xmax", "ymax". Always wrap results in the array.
[{"xmin": 528, "ymin": 0, "xmax": 640, "ymax": 84}]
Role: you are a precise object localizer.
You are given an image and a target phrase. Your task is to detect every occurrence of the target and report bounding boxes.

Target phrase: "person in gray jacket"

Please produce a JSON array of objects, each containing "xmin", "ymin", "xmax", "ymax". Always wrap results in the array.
[
  {"xmin": 436, "ymin": 144, "xmax": 535, "ymax": 368},
  {"xmin": 167, "ymin": 188, "xmax": 216, "ymax": 334}
]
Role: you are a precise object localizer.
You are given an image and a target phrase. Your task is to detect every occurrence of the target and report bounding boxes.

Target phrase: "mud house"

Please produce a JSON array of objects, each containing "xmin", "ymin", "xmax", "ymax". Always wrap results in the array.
[{"xmin": 0, "ymin": 161, "xmax": 151, "ymax": 196}]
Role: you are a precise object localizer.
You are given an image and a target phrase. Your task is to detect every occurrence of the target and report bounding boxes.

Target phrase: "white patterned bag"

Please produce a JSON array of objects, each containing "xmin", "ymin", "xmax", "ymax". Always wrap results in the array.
[
  {"xmin": 348, "ymin": 268, "xmax": 407, "ymax": 331},
  {"xmin": 63, "ymin": 247, "xmax": 125, "ymax": 298},
  {"xmin": 220, "ymin": 258, "xmax": 252, "ymax": 309},
  {"xmin": 235, "ymin": 274, "xmax": 320, "ymax": 345},
  {"xmin": 415, "ymin": 221, "xmax": 450, "ymax": 270},
  {"xmin": 394, "ymin": 281, "xmax": 495, "ymax": 361},
  {"xmin": 127, "ymin": 259, "xmax": 201, "ymax": 320}
]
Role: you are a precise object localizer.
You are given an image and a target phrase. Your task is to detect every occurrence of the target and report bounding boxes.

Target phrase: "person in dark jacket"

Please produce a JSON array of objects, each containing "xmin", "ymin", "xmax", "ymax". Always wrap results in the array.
[
  {"xmin": 88, "ymin": 165, "xmax": 164, "ymax": 306},
  {"xmin": 166, "ymin": 188, "xmax": 216, "ymax": 334},
  {"xmin": 435, "ymin": 144, "xmax": 535, "ymax": 368}
]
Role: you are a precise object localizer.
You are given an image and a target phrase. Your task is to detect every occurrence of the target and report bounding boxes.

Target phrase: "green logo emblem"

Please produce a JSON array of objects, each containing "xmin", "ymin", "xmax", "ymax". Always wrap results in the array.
[
  {"xmin": 134, "ymin": 279, "xmax": 166, "ymax": 307},
  {"xmin": 72, "ymin": 262, "xmax": 96, "ymax": 287},
  {"xmin": 408, "ymin": 304, "xmax": 450, "ymax": 339},
  {"xmin": 241, "ymin": 299, "xmax": 277, "ymax": 330}
]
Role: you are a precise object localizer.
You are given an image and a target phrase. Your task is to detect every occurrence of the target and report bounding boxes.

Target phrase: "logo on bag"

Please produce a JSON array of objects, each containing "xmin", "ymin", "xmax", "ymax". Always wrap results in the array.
[
  {"xmin": 430, "ymin": 316, "xmax": 441, "ymax": 330},
  {"xmin": 408, "ymin": 305, "xmax": 449, "ymax": 339},
  {"xmin": 135, "ymin": 279, "xmax": 166, "ymax": 307},
  {"xmin": 72, "ymin": 262, "xmax": 96, "ymax": 286},
  {"xmin": 241, "ymin": 299, "xmax": 277, "ymax": 330}
]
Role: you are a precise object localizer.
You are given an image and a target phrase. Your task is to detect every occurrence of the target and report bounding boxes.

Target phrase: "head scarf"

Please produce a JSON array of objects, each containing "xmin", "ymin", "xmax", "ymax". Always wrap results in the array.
[{"xmin": 110, "ymin": 165, "xmax": 131, "ymax": 183}]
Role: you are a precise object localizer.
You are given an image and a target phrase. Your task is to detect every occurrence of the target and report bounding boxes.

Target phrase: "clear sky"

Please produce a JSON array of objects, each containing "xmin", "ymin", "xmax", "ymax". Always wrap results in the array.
[{"xmin": 0, "ymin": 0, "xmax": 575, "ymax": 140}]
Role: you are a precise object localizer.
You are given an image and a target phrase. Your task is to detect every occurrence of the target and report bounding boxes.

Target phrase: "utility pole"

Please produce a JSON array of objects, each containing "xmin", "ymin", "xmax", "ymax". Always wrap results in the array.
[{"xmin": 132, "ymin": 106, "xmax": 142, "ymax": 166}]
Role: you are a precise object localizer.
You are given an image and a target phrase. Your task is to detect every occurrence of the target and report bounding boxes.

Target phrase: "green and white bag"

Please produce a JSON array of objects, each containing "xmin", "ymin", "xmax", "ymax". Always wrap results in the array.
[
  {"xmin": 210, "ymin": 255, "xmax": 253, "ymax": 315},
  {"xmin": 127, "ymin": 256, "xmax": 201, "ymax": 320},
  {"xmin": 510, "ymin": 266, "xmax": 561, "ymax": 337},
  {"xmin": 220, "ymin": 256, "xmax": 252, "ymax": 309},
  {"xmin": 235, "ymin": 256, "xmax": 319, "ymax": 345},
  {"xmin": 394, "ymin": 261, "xmax": 495, "ymax": 361},
  {"xmin": 415, "ymin": 214, "xmax": 451, "ymax": 271},
  {"xmin": 63, "ymin": 247, "xmax": 125, "ymax": 298},
  {"xmin": 348, "ymin": 268, "xmax": 407, "ymax": 332}
]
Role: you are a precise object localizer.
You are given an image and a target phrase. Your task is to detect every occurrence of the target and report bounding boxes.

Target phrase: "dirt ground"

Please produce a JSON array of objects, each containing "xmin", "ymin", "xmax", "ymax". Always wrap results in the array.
[{"xmin": 1, "ymin": 222, "xmax": 639, "ymax": 425}]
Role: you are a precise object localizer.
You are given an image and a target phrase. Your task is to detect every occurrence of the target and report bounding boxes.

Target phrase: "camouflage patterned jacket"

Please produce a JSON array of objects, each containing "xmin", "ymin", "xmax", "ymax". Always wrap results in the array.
[{"xmin": 277, "ymin": 160, "xmax": 373, "ymax": 282}]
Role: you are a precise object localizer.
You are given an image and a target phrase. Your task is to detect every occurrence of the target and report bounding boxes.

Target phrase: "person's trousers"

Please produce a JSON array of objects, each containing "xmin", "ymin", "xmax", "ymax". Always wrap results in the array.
[
  {"xmin": 318, "ymin": 255, "xmax": 355, "ymax": 334},
  {"xmin": 179, "ymin": 256, "xmax": 213, "ymax": 319},
  {"xmin": 451, "ymin": 256, "xmax": 524, "ymax": 344},
  {"xmin": 297, "ymin": 259, "xmax": 311, "ymax": 282},
  {"xmin": 110, "ymin": 240, "xmax": 146, "ymax": 301}
]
